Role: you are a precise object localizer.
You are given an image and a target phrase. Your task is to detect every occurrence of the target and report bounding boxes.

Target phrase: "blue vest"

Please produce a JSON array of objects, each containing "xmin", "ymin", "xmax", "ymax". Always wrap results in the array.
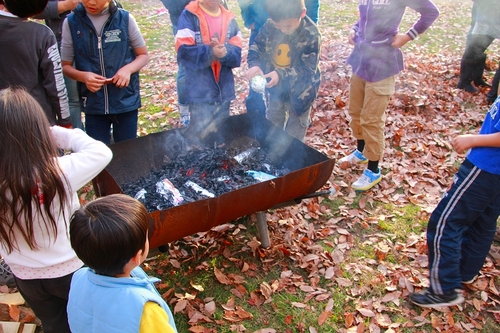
[
  {"xmin": 67, "ymin": 3, "xmax": 141, "ymax": 115},
  {"xmin": 67, "ymin": 267, "xmax": 177, "ymax": 333}
]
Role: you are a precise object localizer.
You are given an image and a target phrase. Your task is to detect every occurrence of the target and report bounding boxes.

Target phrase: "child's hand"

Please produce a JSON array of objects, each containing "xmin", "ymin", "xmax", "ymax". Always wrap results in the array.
[
  {"xmin": 391, "ymin": 34, "xmax": 411, "ymax": 49},
  {"xmin": 61, "ymin": 0, "xmax": 79, "ymax": 12},
  {"xmin": 83, "ymin": 72, "xmax": 108, "ymax": 92},
  {"xmin": 245, "ymin": 66, "xmax": 264, "ymax": 81},
  {"xmin": 453, "ymin": 135, "xmax": 474, "ymax": 154},
  {"xmin": 110, "ymin": 67, "xmax": 132, "ymax": 88},
  {"xmin": 348, "ymin": 29, "xmax": 356, "ymax": 45},
  {"xmin": 263, "ymin": 71, "xmax": 279, "ymax": 88},
  {"xmin": 210, "ymin": 37, "xmax": 220, "ymax": 48},
  {"xmin": 213, "ymin": 45, "xmax": 228, "ymax": 59}
]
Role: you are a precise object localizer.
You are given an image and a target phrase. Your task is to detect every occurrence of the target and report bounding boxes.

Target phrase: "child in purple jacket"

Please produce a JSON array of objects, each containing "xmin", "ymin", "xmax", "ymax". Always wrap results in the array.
[{"xmin": 339, "ymin": 0, "xmax": 439, "ymax": 191}]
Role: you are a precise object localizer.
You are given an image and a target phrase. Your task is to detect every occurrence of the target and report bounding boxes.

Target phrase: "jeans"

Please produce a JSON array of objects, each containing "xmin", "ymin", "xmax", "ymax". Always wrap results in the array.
[
  {"xmin": 188, "ymin": 101, "xmax": 230, "ymax": 138},
  {"xmin": 426, "ymin": 159, "xmax": 500, "ymax": 294},
  {"xmin": 171, "ymin": 22, "xmax": 187, "ymax": 107},
  {"xmin": 15, "ymin": 273, "xmax": 75, "ymax": 333},
  {"xmin": 85, "ymin": 110, "xmax": 138, "ymax": 145},
  {"xmin": 65, "ymin": 75, "xmax": 84, "ymax": 130}
]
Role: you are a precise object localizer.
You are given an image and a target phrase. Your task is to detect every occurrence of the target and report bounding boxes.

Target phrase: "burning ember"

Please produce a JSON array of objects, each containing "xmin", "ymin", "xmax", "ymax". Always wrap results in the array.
[{"xmin": 122, "ymin": 141, "xmax": 290, "ymax": 212}]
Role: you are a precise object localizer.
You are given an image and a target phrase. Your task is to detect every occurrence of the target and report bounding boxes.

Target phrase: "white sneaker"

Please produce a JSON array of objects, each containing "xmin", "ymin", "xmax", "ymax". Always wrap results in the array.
[
  {"xmin": 352, "ymin": 168, "xmax": 381, "ymax": 191},
  {"xmin": 339, "ymin": 149, "xmax": 368, "ymax": 166},
  {"xmin": 179, "ymin": 105, "xmax": 190, "ymax": 127}
]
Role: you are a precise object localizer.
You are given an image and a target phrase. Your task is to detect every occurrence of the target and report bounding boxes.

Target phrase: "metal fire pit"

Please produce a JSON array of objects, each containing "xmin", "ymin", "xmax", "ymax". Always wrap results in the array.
[{"xmin": 92, "ymin": 113, "xmax": 335, "ymax": 249}]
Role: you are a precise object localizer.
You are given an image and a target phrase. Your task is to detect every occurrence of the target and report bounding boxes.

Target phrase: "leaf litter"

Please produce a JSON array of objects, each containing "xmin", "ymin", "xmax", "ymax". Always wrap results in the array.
[{"xmin": 6, "ymin": 0, "xmax": 497, "ymax": 332}]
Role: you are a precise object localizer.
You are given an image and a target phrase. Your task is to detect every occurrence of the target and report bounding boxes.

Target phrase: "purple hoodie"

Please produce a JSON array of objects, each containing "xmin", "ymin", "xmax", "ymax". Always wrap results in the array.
[{"xmin": 348, "ymin": 0, "xmax": 439, "ymax": 82}]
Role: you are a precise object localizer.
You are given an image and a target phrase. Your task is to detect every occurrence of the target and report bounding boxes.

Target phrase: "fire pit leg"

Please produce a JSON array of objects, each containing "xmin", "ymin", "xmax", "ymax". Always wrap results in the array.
[{"xmin": 255, "ymin": 211, "xmax": 271, "ymax": 248}]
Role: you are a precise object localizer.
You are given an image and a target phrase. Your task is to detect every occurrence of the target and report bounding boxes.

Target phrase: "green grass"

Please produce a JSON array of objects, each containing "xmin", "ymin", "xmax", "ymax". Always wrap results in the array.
[{"xmin": 145, "ymin": 198, "xmax": 430, "ymax": 331}]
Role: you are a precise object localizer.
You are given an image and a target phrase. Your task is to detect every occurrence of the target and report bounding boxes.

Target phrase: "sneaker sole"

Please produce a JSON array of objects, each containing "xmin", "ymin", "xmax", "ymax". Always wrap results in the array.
[
  {"xmin": 462, "ymin": 277, "xmax": 477, "ymax": 284},
  {"xmin": 352, "ymin": 176, "xmax": 382, "ymax": 191},
  {"xmin": 410, "ymin": 294, "xmax": 464, "ymax": 308},
  {"xmin": 338, "ymin": 159, "xmax": 368, "ymax": 166}
]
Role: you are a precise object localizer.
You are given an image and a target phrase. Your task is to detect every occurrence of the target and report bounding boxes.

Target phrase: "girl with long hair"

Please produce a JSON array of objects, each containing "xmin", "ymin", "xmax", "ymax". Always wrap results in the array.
[{"xmin": 0, "ymin": 87, "xmax": 112, "ymax": 333}]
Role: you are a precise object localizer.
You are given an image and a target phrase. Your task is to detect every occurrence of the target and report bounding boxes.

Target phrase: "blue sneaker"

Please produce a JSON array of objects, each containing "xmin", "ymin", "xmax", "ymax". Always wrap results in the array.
[
  {"xmin": 352, "ymin": 168, "xmax": 381, "ymax": 191},
  {"xmin": 339, "ymin": 149, "xmax": 368, "ymax": 166}
]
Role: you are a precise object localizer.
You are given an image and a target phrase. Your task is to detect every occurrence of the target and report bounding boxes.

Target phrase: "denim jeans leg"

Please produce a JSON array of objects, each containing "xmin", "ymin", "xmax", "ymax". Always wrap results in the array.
[
  {"xmin": 111, "ymin": 110, "xmax": 138, "ymax": 143},
  {"xmin": 85, "ymin": 114, "xmax": 112, "ymax": 145},
  {"xmin": 177, "ymin": 62, "xmax": 187, "ymax": 106},
  {"xmin": 64, "ymin": 75, "xmax": 83, "ymax": 130}
]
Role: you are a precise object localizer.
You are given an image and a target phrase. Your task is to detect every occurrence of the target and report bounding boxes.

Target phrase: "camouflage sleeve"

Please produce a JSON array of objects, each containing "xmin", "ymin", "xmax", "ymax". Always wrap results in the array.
[
  {"xmin": 275, "ymin": 20, "xmax": 321, "ymax": 91},
  {"xmin": 247, "ymin": 21, "xmax": 271, "ymax": 69}
]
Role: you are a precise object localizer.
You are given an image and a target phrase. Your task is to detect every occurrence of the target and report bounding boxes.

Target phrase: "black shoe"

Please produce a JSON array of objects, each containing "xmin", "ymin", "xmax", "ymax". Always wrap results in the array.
[
  {"xmin": 462, "ymin": 275, "xmax": 477, "ymax": 284},
  {"xmin": 486, "ymin": 91, "xmax": 497, "ymax": 104},
  {"xmin": 409, "ymin": 289, "xmax": 464, "ymax": 308},
  {"xmin": 474, "ymin": 79, "xmax": 491, "ymax": 88},
  {"xmin": 457, "ymin": 81, "xmax": 478, "ymax": 93}
]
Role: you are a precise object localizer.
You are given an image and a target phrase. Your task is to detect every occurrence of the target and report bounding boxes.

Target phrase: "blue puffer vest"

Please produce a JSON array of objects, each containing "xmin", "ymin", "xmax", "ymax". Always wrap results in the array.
[
  {"xmin": 67, "ymin": 3, "xmax": 141, "ymax": 115},
  {"xmin": 67, "ymin": 267, "xmax": 177, "ymax": 333}
]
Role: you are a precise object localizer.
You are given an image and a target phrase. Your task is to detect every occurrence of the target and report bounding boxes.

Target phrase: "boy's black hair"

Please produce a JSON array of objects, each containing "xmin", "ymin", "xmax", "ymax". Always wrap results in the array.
[
  {"xmin": 4, "ymin": 0, "xmax": 48, "ymax": 18},
  {"xmin": 266, "ymin": 0, "xmax": 305, "ymax": 22},
  {"xmin": 70, "ymin": 194, "xmax": 150, "ymax": 277}
]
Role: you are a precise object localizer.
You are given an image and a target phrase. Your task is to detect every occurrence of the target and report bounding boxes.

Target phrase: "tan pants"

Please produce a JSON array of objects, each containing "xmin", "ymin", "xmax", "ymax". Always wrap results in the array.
[
  {"xmin": 267, "ymin": 99, "xmax": 311, "ymax": 142},
  {"xmin": 348, "ymin": 74, "xmax": 395, "ymax": 161}
]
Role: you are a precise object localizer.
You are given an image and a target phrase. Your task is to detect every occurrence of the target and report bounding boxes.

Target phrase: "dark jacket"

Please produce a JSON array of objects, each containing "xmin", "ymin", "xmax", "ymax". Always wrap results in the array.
[
  {"xmin": 66, "ymin": 2, "xmax": 141, "ymax": 115},
  {"xmin": 0, "ymin": 13, "xmax": 71, "ymax": 126},
  {"xmin": 160, "ymin": 0, "xmax": 192, "ymax": 28},
  {"xmin": 248, "ymin": 16, "xmax": 321, "ymax": 115},
  {"xmin": 34, "ymin": 0, "xmax": 67, "ymax": 47},
  {"xmin": 175, "ymin": 1, "xmax": 242, "ymax": 104}
]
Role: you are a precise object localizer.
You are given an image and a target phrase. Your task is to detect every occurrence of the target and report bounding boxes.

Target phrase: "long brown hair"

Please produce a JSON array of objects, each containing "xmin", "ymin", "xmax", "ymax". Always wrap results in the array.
[{"xmin": 0, "ymin": 87, "xmax": 69, "ymax": 252}]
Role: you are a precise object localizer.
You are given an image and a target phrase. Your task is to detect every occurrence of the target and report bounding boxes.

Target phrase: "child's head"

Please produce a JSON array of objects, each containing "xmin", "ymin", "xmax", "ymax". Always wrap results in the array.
[
  {"xmin": 4, "ymin": 0, "xmax": 48, "ymax": 18},
  {"xmin": 70, "ymin": 194, "xmax": 150, "ymax": 277},
  {"xmin": 266, "ymin": 0, "xmax": 306, "ymax": 35},
  {"xmin": 81, "ymin": 0, "xmax": 112, "ymax": 15},
  {"xmin": 200, "ymin": 0, "xmax": 221, "ymax": 13}
]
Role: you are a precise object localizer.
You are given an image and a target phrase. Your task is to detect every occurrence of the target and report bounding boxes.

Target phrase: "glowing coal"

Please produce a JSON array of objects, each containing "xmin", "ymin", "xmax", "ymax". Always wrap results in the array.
[{"xmin": 121, "ymin": 143, "xmax": 290, "ymax": 212}]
